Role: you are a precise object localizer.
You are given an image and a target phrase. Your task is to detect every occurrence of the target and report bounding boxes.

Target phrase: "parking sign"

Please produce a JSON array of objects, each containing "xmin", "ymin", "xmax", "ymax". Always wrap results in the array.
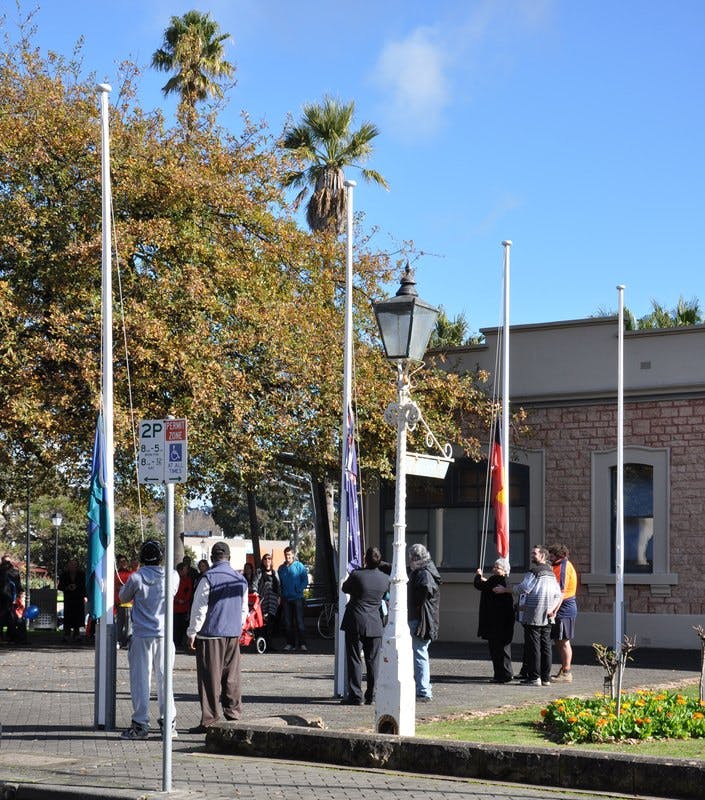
[{"xmin": 138, "ymin": 418, "xmax": 188, "ymax": 484}]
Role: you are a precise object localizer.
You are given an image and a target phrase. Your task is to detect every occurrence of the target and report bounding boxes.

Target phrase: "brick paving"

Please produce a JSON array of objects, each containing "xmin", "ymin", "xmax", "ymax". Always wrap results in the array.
[{"xmin": 0, "ymin": 635, "xmax": 698, "ymax": 799}]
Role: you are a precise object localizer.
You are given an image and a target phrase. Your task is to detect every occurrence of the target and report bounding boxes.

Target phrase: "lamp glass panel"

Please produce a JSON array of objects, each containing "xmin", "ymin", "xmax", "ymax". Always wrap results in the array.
[
  {"xmin": 407, "ymin": 304, "xmax": 438, "ymax": 361},
  {"xmin": 376, "ymin": 308, "xmax": 412, "ymax": 359}
]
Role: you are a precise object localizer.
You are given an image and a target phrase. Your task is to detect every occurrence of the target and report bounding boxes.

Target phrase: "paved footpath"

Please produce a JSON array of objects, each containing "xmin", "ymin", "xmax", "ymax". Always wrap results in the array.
[{"xmin": 0, "ymin": 636, "xmax": 699, "ymax": 799}]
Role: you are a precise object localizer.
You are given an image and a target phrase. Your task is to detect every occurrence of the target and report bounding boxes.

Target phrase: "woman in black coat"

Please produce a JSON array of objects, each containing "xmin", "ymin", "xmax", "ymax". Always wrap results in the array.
[{"xmin": 474, "ymin": 557, "xmax": 514, "ymax": 683}]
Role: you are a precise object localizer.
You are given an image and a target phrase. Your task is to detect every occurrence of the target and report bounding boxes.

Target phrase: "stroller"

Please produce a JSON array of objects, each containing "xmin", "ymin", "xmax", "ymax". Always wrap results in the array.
[{"xmin": 240, "ymin": 592, "xmax": 267, "ymax": 653}]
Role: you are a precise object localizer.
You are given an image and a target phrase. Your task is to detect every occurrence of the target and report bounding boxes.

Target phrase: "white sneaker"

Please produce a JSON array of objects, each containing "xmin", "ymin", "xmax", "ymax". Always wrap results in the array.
[
  {"xmin": 283, "ymin": 644, "xmax": 294, "ymax": 651},
  {"xmin": 299, "ymin": 644, "xmax": 308, "ymax": 652}
]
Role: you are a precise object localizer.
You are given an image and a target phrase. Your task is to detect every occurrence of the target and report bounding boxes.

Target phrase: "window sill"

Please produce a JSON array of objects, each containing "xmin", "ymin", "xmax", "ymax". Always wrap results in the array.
[{"xmin": 582, "ymin": 573, "xmax": 677, "ymax": 597}]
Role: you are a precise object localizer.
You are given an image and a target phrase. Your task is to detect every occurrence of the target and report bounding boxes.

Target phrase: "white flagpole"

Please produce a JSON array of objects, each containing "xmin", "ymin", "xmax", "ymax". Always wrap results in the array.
[
  {"xmin": 334, "ymin": 179, "xmax": 356, "ymax": 697},
  {"xmin": 501, "ymin": 241, "xmax": 512, "ymax": 560},
  {"xmin": 96, "ymin": 83, "xmax": 116, "ymax": 729},
  {"xmin": 615, "ymin": 285, "xmax": 625, "ymax": 651}
]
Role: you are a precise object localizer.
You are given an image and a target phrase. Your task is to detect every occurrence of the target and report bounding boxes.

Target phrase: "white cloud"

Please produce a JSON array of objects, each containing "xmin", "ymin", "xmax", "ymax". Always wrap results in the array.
[
  {"xmin": 372, "ymin": 27, "xmax": 449, "ymax": 140},
  {"xmin": 370, "ymin": 0, "xmax": 554, "ymax": 143}
]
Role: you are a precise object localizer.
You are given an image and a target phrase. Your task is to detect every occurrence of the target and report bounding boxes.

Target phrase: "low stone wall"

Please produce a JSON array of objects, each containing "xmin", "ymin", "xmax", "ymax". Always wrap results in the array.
[{"xmin": 206, "ymin": 722, "xmax": 705, "ymax": 800}]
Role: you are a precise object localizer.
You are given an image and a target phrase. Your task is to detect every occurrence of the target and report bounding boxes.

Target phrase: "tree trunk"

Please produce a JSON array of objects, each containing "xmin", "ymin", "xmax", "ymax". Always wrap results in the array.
[
  {"xmin": 246, "ymin": 488, "xmax": 261, "ymax": 566},
  {"xmin": 312, "ymin": 477, "xmax": 337, "ymax": 601}
]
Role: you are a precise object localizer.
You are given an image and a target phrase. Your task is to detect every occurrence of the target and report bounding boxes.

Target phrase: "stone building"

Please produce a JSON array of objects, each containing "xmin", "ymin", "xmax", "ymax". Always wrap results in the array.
[{"xmin": 366, "ymin": 316, "xmax": 705, "ymax": 649}]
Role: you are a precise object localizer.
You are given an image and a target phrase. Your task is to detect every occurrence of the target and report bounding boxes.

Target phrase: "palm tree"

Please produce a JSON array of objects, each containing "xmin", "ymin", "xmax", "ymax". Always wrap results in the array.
[
  {"xmin": 637, "ymin": 296, "xmax": 702, "ymax": 329},
  {"xmin": 282, "ymin": 96, "xmax": 389, "ymax": 234},
  {"xmin": 152, "ymin": 10, "xmax": 234, "ymax": 127}
]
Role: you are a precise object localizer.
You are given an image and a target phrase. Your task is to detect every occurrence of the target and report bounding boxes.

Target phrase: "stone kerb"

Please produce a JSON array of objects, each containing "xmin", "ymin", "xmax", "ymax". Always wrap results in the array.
[{"xmin": 206, "ymin": 722, "xmax": 705, "ymax": 800}]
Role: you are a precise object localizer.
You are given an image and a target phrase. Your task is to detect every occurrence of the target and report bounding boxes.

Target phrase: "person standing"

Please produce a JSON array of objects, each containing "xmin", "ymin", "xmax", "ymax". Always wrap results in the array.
[
  {"xmin": 0, "ymin": 555, "xmax": 23, "ymax": 643},
  {"xmin": 58, "ymin": 557, "xmax": 85, "ymax": 643},
  {"xmin": 173, "ymin": 562, "xmax": 194, "ymax": 651},
  {"xmin": 340, "ymin": 547, "xmax": 390, "ymax": 705},
  {"xmin": 473, "ymin": 557, "xmax": 515, "ymax": 683},
  {"xmin": 186, "ymin": 541, "xmax": 248, "ymax": 733},
  {"xmin": 495, "ymin": 544, "xmax": 562, "ymax": 687},
  {"xmin": 255, "ymin": 553, "xmax": 280, "ymax": 648},
  {"xmin": 118, "ymin": 540, "xmax": 178, "ymax": 740},
  {"xmin": 548, "ymin": 543, "xmax": 578, "ymax": 683},
  {"xmin": 277, "ymin": 546, "xmax": 308, "ymax": 652},
  {"xmin": 407, "ymin": 543, "xmax": 441, "ymax": 702},
  {"xmin": 114, "ymin": 554, "xmax": 134, "ymax": 649}
]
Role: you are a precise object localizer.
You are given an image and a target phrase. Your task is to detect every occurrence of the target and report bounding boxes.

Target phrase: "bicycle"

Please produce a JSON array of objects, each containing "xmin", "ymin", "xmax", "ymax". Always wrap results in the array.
[{"xmin": 316, "ymin": 601, "xmax": 336, "ymax": 639}]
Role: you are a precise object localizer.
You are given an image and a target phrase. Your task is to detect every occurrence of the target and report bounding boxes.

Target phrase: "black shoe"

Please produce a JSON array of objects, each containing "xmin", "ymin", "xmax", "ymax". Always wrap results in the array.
[
  {"xmin": 188, "ymin": 724, "xmax": 209, "ymax": 734},
  {"xmin": 340, "ymin": 697, "xmax": 362, "ymax": 706},
  {"xmin": 364, "ymin": 697, "xmax": 373, "ymax": 705},
  {"xmin": 416, "ymin": 696, "xmax": 432, "ymax": 703}
]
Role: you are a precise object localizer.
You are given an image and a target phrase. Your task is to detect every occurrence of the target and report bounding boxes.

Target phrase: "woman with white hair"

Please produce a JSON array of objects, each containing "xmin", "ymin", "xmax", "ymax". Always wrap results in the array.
[
  {"xmin": 407, "ymin": 543, "xmax": 441, "ymax": 702},
  {"xmin": 474, "ymin": 558, "xmax": 515, "ymax": 683}
]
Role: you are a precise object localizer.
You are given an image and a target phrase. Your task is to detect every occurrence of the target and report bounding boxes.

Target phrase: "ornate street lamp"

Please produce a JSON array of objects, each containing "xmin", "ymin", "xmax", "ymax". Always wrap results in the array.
[
  {"xmin": 372, "ymin": 266, "xmax": 450, "ymax": 737},
  {"xmin": 51, "ymin": 511, "xmax": 63, "ymax": 589}
]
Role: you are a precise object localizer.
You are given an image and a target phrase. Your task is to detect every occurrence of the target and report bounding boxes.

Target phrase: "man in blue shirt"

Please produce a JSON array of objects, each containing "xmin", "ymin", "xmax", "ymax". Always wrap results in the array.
[{"xmin": 277, "ymin": 546, "xmax": 308, "ymax": 652}]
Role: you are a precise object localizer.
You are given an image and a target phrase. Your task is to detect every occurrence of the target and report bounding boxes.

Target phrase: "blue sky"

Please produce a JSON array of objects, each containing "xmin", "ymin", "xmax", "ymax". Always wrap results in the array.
[{"xmin": 14, "ymin": 0, "xmax": 705, "ymax": 333}]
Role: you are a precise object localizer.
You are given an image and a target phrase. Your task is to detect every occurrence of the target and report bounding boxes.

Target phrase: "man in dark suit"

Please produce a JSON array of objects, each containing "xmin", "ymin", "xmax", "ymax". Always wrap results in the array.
[{"xmin": 340, "ymin": 547, "xmax": 390, "ymax": 705}]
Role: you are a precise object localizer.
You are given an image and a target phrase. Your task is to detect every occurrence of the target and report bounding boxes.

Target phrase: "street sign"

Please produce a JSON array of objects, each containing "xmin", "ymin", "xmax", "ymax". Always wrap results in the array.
[
  {"xmin": 164, "ymin": 418, "xmax": 188, "ymax": 483},
  {"xmin": 138, "ymin": 418, "xmax": 188, "ymax": 484},
  {"xmin": 404, "ymin": 452, "xmax": 453, "ymax": 480}
]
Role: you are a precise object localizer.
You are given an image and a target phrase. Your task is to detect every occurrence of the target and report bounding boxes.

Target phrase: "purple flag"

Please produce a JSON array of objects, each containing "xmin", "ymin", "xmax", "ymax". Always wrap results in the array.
[{"xmin": 345, "ymin": 405, "xmax": 362, "ymax": 571}]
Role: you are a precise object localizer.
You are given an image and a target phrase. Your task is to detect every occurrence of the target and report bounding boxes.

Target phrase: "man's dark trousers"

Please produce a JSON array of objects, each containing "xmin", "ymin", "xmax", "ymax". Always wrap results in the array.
[
  {"xmin": 523, "ymin": 623, "xmax": 552, "ymax": 683},
  {"xmin": 345, "ymin": 630, "xmax": 381, "ymax": 703},
  {"xmin": 195, "ymin": 637, "xmax": 242, "ymax": 725}
]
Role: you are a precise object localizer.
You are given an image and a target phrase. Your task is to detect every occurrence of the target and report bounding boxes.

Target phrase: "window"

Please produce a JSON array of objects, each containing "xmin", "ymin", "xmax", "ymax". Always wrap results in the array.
[
  {"xmin": 610, "ymin": 463, "xmax": 654, "ymax": 573},
  {"xmin": 380, "ymin": 456, "xmax": 535, "ymax": 571},
  {"xmin": 589, "ymin": 446, "xmax": 673, "ymax": 585}
]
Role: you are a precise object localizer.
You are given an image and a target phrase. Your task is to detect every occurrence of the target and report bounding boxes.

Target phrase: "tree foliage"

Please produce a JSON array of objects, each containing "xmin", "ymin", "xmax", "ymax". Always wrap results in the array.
[
  {"xmin": 152, "ymin": 10, "xmax": 234, "ymax": 130},
  {"xmin": 0, "ymin": 18, "xmax": 500, "ymax": 534},
  {"xmin": 282, "ymin": 96, "xmax": 389, "ymax": 234}
]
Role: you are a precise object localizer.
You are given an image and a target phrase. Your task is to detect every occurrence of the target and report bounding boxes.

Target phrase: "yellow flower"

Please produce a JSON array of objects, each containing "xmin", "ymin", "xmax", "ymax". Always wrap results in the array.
[
  {"xmin": 693, "ymin": 712, "xmax": 704, "ymax": 720},
  {"xmin": 635, "ymin": 699, "xmax": 645, "ymax": 707},
  {"xmin": 676, "ymin": 696, "xmax": 687, "ymax": 706}
]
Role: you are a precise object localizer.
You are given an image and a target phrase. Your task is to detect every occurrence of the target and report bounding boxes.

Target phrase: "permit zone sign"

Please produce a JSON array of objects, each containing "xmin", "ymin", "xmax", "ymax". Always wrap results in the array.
[{"xmin": 138, "ymin": 418, "xmax": 188, "ymax": 484}]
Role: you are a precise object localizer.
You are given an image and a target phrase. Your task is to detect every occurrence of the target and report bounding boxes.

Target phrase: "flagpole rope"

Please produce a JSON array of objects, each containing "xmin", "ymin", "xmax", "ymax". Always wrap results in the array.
[
  {"xmin": 351, "ymin": 333, "xmax": 365, "ymax": 555},
  {"xmin": 479, "ymin": 261, "xmax": 505, "ymax": 570},
  {"xmin": 111, "ymin": 199, "xmax": 145, "ymax": 544}
]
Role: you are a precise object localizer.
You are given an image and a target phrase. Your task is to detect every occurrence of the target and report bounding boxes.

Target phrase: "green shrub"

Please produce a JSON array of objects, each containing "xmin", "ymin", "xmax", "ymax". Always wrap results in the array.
[{"xmin": 542, "ymin": 689, "xmax": 705, "ymax": 744}]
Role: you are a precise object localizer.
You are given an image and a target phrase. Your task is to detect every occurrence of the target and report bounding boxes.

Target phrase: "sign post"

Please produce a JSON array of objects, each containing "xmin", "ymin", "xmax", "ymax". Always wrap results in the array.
[{"xmin": 138, "ymin": 417, "xmax": 187, "ymax": 792}]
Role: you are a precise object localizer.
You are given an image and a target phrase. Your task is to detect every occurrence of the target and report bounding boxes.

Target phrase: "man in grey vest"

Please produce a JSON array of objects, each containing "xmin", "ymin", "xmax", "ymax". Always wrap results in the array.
[{"xmin": 186, "ymin": 541, "xmax": 248, "ymax": 733}]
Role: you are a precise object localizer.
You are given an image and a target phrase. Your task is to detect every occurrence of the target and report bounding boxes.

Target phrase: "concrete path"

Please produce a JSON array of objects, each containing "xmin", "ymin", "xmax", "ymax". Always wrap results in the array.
[{"xmin": 0, "ymin": 635, "xmax": 699, "ymax": 799}]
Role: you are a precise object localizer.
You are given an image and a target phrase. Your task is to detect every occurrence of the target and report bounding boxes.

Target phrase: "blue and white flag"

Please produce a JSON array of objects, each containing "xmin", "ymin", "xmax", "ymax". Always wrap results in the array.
[{"xmin": 86, "ymin": 412, "xmax": 110, "ymax": 619}]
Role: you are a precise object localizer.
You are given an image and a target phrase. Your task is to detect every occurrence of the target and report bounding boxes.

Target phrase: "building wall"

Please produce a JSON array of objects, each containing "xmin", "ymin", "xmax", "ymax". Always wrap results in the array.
[{"xmin": 368, "ymin": 318, "xmax": 705, "ymax": 649}]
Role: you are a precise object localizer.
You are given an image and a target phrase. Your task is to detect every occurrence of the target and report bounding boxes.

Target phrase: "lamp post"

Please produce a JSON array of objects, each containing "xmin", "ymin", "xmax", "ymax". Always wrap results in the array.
[
  {"xmin": 51, "ymin": 511, "xmax": 63, "ymax": 589},
  {"xmin": 372, "ymin": 266, "xmax": 440, "ymax": 737}
]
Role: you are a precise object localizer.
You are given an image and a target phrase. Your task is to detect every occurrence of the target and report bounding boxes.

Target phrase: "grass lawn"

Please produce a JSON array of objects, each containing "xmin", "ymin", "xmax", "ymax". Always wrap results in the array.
[{"xmin": 417, "ymin": 682, "xmax": 705, "ymax": 760}]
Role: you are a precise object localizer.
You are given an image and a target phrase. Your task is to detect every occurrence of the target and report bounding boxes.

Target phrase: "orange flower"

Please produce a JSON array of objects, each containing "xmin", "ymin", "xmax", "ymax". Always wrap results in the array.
[
  {"xmin": 693, "ymin": 712, "xmax": 704, "ymax": 720},
  {"xmin": 567, "ymin": 716, "xmax": 578, "ymax": 724}
]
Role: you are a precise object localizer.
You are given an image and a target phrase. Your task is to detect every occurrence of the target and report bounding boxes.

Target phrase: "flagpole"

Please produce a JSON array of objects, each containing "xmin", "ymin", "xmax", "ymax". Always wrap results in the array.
[
  {"xmin": 615, "ymin": 285, "xmax": 625, "ymax": 651},
  {"xmin": 96, "ymin": 83, "xmax": 116, "ymax": 729},
  {"xmin": 334, "ymin": 179, "xmax": 357, "ymax": 697},
  {"xmin": 501, "ymin": 241, "xmax": 512, "ymax": 562}
]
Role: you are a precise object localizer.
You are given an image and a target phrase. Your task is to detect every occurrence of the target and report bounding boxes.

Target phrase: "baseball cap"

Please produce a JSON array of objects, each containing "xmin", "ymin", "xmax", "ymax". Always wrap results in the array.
[{"xmin": 211, "ymin": 541, "xmax": 230, "ymax": 560}]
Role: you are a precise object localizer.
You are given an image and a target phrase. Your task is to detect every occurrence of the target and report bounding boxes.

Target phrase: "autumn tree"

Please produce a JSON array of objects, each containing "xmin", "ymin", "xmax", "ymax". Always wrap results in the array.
[{"xmin": 0, "ymin": 20, "xmax": 499, "ymax": 563}]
